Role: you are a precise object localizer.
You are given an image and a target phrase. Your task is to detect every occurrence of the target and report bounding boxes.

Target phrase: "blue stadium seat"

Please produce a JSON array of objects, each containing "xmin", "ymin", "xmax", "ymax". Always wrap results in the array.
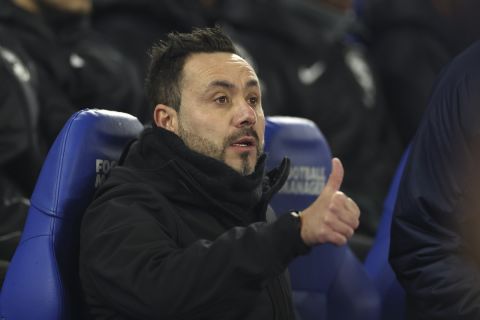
[
  {"xmin": 364, "ymin": 147, "xmax": 410, "ymax": 320},
  {"xmin": 265, "ymin": 116, "xmax": 381, "ymax": 320},
  {"xmin": 0, "ymin": 109, "xmax": 143, "ymax": 320}
]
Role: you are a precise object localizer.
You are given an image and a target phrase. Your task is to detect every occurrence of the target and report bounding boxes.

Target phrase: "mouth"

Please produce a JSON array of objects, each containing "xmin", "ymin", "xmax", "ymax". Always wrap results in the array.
[{"xmin": 230, "ymin": 136, "xmax": 257, "ymax": 149}]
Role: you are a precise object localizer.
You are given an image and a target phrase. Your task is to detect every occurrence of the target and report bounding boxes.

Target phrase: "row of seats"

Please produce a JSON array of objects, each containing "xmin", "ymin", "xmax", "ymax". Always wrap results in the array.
[{"xmin": 0, "ymin": 109, "xmax": 407, "ymax": 319}]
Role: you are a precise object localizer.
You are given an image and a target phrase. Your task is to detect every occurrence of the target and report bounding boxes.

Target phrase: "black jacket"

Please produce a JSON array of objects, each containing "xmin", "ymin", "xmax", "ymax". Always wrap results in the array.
[
  {"xmin": 79, "ymin": 127, "xmax": 309, "ymax": 319},
  {"xmin": 0, "ymin": 25, "xmax": 44, "ymax": 195},
  {"xmin": 390, "ymin": 40, "xmax": 480, "ymax": 319}
]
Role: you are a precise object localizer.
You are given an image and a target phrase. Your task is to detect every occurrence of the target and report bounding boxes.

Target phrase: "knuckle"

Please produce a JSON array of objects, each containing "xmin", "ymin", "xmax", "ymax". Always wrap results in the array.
[
  {"xmin": 332, "ymin": 234, "xmax": 347, "ymax": 246},
  {"xmin": 354, "ymin": 219, "xmax": 360, "ymax": 229},
  {"xmin": 334, "ymin": 191, "xmax": 346, "ymax": 201},
  {"xmin": 328, "ymin": 203, "xmax": 337, "ymax": 213},
  {"xmin": 346, "ymin": 227, "xmax": 354, "ymax": 238},
  {"xmin": 323, "ymin": 214, "xmax": 332, "ymax": 225},
  {"xmin": 316, "ymin": 232, "xmax": 327, "ymax": 244},
  {"xmin": 319, "ymin": 225, "xmax": 329, "ymax": 236},
  {"xmin": 317, "ymin": 226, "xmax": 332, "ymax": 243}
]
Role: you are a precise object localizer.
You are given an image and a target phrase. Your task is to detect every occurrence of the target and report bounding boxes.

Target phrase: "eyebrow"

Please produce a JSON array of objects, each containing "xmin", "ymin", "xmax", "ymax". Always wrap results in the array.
[{"xmin": 207, "ymin": 79, "xmax": 259, "ymax": 91}]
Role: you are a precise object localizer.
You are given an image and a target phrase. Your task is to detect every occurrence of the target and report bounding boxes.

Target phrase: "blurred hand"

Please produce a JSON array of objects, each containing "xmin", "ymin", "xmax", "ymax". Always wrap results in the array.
[{"xmin": 299, "ymin": 158, "xmax": 360, "ymax": 246}]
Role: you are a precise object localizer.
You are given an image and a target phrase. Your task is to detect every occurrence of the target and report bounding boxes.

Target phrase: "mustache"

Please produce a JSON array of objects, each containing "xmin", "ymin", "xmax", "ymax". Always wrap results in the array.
[{"xmin": 224, "ymin": 128, "xmax": 260, "ymax": 147}]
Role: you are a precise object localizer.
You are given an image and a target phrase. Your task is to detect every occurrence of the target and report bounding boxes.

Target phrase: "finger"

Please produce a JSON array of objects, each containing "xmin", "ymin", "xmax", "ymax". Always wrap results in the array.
[
  {"xmin": 324, "ymin": 158, "xmax": 344, "ymax": 194},
  {"xmin": 325, "ymin": 232, "xmax": 348, "ymax": 246},
  {"xmin": 336, "ymin": 194, "xmax": 360, "ymax": 219},
  {"xmin": 329, "ymin": 192, "xmax": 360, "ymax": 228},
  {"xmin": 346, "ymin": 197, "xmax": 360, "ymax": 219},
  {"xmin": 331, "ymin": 208, "xmax": 359, "ymax": 230},
  {"xmin": 343, "ymin": 197, "xmax": 360, "ymax": 229},
  {"xmin": 324, "ymin": 213, "xmax": 355, "ymax": 239}
]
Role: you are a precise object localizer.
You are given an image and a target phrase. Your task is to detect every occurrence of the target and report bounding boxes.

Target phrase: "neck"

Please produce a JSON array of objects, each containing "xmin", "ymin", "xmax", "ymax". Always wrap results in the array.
[{"xmin": 12, "ymin": 0, "xmax": 39, "ymax": 13}]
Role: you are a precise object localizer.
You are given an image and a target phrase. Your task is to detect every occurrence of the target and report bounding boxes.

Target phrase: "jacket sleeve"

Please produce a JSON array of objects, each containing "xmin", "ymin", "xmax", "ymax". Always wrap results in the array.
[
  {"xmin": 79, "ymin": 194, "xmax": 308, "ymax": 319},
  {"xmin": 389, "ymin": 53, "xmax": 480, "ymax": 320}
]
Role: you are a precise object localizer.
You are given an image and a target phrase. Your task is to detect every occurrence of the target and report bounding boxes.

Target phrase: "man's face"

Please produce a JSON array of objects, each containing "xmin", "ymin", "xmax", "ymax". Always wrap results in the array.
[{"xmin": 176, "ymin": 52, "xmax": 265, "ymax": 176}]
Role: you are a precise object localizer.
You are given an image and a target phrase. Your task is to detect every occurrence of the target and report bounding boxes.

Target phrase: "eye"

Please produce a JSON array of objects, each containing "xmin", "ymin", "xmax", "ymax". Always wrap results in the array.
[
  {"xmin": 248, "ymin": 96, "xmax": 259, "ymax": 107},
  {"xmin": 215, "ymin": 96, "xmax": 229, "ymax": 104}
]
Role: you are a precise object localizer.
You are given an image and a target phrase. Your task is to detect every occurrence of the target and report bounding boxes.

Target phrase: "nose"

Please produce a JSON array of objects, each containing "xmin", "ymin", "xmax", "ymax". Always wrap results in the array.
[{"xmin": 234, "ymin": 100, "xmax": 257, "ymax": 128}]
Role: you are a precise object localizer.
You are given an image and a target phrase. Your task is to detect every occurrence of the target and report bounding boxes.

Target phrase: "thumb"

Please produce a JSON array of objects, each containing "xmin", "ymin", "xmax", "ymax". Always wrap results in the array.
[{"xmin": 324, "ymin": 158, "xmax": 344, "ymax": 194}]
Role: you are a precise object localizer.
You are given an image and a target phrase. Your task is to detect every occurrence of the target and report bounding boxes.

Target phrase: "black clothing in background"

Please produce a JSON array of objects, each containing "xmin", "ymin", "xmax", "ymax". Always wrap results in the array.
[
  {"xmin": 92, "ymin": 0, "xmax": 211, "ymax": 120},
  {"xmin": 0, "ymin": 27, "xmax": 44, "ymax": 195},
  {"xmin": 390, "ymin": 40, "xmax": 480, "ymax": 320},
  {"xmin": 358, "ymin": 0, "xmax": 480, "ymax": 147},
  {"xmin": 0, "ymin": 0, "xmax": 144, "ymax": 122},
  {"xmin": 219, "ymin": 0, "xmax": 402, "ymax": 237},
  {"xmin": 0, "ymin": 26, "xmax": 42, "ymax": 286},
  {"xmin": 80, "ymin": 126, "xmax": 309, "ymax": 319}
]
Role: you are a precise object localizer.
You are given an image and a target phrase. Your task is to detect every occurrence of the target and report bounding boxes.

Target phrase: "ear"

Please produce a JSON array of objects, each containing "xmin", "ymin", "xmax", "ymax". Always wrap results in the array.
[{"xmin": 153, "ymin": 104, "xmax": 178, "ymax": 133}]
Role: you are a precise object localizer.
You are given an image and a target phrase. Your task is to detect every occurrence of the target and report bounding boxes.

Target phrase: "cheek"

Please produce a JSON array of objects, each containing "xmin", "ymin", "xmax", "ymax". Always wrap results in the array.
[
  {"xmin": 189, "ymin": 116, "xmax": 226, "ymax": 144},
  {"xmin": 256, "ymin": 113, "xmax": 266, "ymax": 137},
  {"xmin": 204, "ymin": 126, "xmax": 223, "ymax": 142},
  {"xmin": 256, "ymin": 107, "xmax": 265, "ymax": 122}
]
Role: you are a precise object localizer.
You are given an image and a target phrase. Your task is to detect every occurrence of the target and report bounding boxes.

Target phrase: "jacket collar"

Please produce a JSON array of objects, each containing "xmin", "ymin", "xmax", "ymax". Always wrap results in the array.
[{"xmin": 124, "ymin": 126, "xmax": 290, "ymax": 224}]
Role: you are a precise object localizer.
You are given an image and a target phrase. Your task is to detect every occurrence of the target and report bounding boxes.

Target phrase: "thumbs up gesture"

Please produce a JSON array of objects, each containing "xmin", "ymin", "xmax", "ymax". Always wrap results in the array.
[{"xmin": 299, "ymin": 158, "xmax": 360, "ymax": 246}]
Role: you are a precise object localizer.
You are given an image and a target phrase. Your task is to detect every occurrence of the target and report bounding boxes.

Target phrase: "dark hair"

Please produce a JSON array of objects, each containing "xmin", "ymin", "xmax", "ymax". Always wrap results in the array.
[{"xmin": 145, "ymin": 26, "xmax": 238, "ymax": 113}]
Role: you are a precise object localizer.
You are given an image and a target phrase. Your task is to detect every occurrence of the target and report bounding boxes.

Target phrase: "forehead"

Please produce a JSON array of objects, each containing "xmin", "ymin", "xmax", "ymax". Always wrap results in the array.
[{"xmin": 182, "ymin": 52, "xmax": 259, "ymax": 87}]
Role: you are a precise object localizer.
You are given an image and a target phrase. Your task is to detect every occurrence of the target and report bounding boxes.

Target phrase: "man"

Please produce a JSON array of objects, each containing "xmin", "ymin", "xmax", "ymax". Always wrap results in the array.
[
  {"xmin": 390, "ymin": 40, "xmax": 480, "ymax": 319},
  {"xmin": 79, "ymin": 27, "xmax": 360, "ymax": 319}
]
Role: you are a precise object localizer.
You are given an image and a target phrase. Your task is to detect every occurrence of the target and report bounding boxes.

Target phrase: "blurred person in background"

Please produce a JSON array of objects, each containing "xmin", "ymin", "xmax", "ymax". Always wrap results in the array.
[
  {"xmin": 357, "ymin": 0, "xmax": 480, "ymax": 148},
  {"xmin": 92, "ymin": 0, "xmax": 212, "ymax": 82},
  {"xmin": 0, "ymin": 0, "xmax": 145, "ymax": 122},
  {"xmin": 0, "ymin": 26, "xmax": 44, "ymax": 286},
  {"xmin": 390, "ymin": 40, "xmax": 480, "ymax": 320},
  {"xmin": 0, "ymin": 0, "xmax": 146, "ymax": 284}
]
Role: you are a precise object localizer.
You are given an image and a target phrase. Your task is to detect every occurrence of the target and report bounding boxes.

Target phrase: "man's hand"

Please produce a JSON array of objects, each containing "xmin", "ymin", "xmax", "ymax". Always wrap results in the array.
[{"xmin": 299, "ymin": 158, "xmax": 360, "ymax": 246}]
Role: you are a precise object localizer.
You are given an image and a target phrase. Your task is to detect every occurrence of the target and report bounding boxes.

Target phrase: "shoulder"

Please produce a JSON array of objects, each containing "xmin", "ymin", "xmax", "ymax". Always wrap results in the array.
[{"xmin": 83, "ymin": 165, "xmax": 173, "ymax": 226}]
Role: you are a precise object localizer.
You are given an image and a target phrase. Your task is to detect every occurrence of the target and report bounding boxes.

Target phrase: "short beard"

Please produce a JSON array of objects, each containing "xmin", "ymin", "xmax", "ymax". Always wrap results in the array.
[
  {"xmin": 239, "ymin": 152, "xmax": 251, "ymax": 176},
  {"xmin": 178, "ymin": 123, "xmax": 262, "ymax": 176}
]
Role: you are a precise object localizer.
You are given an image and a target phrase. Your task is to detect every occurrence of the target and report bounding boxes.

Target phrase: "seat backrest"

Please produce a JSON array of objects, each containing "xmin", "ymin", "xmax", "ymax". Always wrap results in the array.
[
  {"xmin": 364, "ymin": 146, "xmax": 410, "ymax": 320},
  {"xmin": 0, "ymin": 109, "xmax": 143, "ymax": 320},
  {"xmin": 265, "ymin": 116, "xmax": 380, "ymax": 320}
]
